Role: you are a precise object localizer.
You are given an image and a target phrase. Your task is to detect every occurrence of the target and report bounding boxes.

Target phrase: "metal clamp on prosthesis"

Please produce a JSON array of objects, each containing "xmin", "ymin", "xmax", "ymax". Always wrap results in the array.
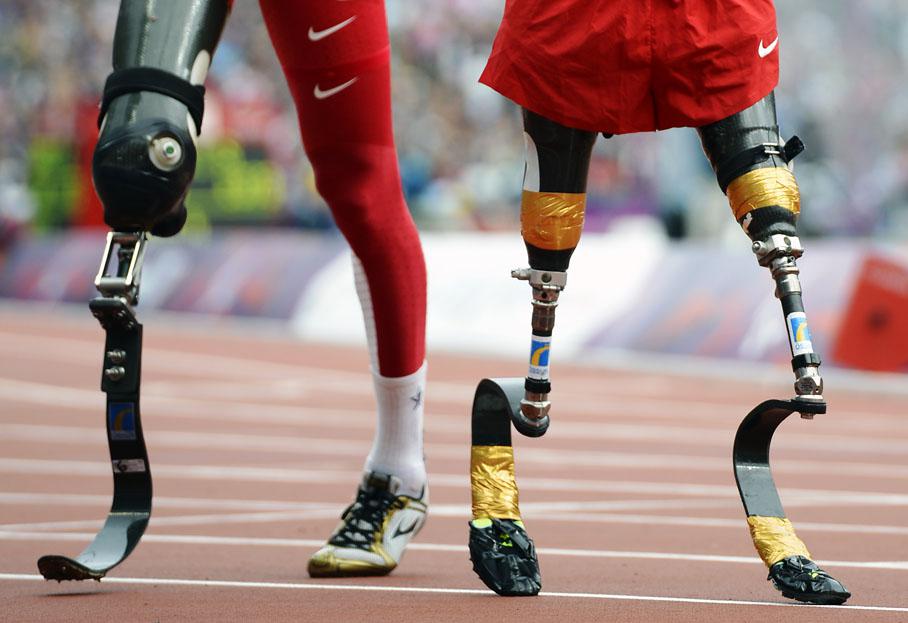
[
  {"xmin": 37, "ymin": 232, "xmax": 153, "ymax": 581},
  {"xmin": 751, "ymin": 233, "xmax": 823, "ymax": 409}
]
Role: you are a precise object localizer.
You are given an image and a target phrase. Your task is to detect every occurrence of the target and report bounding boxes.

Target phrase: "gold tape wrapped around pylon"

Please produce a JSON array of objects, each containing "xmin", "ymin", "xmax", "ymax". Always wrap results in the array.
[
  {"xmin": 471, "ymin": 445, "xmax": 521, "ymax": 520},
  {"xmin": 521, "ymin": 191, "xmax": 586, "ymax": 250},
  {"xmin": 747, "ymin": 516, "xmax": 812, "ymax": 567},
  {"xmin": 726, "ymin": 168, "xmax": 800, "ymax": 222}
]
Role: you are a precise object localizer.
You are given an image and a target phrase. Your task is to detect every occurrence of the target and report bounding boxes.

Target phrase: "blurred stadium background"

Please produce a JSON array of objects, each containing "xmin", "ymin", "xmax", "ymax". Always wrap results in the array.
[{"xmin": 1, "ymin": 0, "xmax": 906, "ymax": 373}]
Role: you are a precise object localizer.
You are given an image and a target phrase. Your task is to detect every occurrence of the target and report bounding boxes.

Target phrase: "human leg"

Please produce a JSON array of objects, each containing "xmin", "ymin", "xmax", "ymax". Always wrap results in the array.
[{"xmin": 260, "ymin": 0, "xmax": 427, "ymax": 576}]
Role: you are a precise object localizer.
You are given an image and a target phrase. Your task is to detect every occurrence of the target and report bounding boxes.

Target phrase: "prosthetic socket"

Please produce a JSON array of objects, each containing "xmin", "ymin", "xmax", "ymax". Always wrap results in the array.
[
  {"xmin": 513, "ymin": 110, "xmax": 597, "ymax": 431},
  {"xmin": 93, "ymin": 0, "xmax": 230, "ymax": 236},
  {"xmin": 699, "ymin": 93, "xmax": 822, "ymax": 404}
]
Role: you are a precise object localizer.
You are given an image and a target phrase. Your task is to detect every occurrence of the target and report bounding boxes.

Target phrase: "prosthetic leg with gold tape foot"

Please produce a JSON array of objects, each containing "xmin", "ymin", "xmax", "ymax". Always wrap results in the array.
[
  {"xmin": 468, "ymin": 378, "xmax": 541, "ymax": 596},
  {"xmin": 38, "ymin": 233, "xmax": 152, "ymax": 581},
  {"xmin": 700, "ymin": 93, "xmax": 850, "ymax": 605},
  {"xmin": 467, "ymin": 111, "xmax": 597, "ymax": 595}
]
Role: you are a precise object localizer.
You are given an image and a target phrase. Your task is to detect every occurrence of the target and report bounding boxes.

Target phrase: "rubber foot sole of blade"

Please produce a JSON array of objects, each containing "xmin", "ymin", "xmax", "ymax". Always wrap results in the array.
[
  {"xmin": 779, "ymin": 589, "xmax": 851, "ymax": 606},
  {"xmin": 37, "ymin": 556, "xmax": 106, "ymax": 582}
]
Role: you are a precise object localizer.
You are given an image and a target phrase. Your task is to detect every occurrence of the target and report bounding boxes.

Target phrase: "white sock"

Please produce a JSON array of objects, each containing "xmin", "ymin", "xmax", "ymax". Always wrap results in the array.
[{"xmin": 364, "ymin": 361, "xmax": 428, "ymax": 499}]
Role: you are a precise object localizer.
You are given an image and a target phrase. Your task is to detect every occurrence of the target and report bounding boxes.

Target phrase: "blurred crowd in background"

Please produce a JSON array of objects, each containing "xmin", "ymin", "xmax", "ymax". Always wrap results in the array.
[{"xmin": 2, "ymin": 0, "xmax": 908, "ymax": 243}]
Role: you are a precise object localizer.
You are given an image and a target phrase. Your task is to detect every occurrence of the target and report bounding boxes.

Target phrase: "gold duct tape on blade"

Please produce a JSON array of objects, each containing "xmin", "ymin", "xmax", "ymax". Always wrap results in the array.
[
  {"xmin": 726, "ymin": 168, "xmax": 800, "ymax": 222},
  {"xmin": 521, "ymin": 191, "xmax": 586, "ymax": 250},
  {"xmin": 471, "ymin": 445, "xmax": 521, "ymax": 520},
  {"xmin": 747, "ymin": 516, "xmax": 812, "ymax": 567}
]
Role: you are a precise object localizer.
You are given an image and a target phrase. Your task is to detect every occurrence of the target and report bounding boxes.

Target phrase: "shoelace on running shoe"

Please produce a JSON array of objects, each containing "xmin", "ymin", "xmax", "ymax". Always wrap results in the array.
[{"xmin": 329, "ymin": 486, "xmax": 399, "ymax": 550}]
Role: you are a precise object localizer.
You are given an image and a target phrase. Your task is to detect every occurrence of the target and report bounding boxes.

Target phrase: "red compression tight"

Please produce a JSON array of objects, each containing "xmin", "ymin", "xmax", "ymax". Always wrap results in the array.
[{"xmin": 259, "ymin": 0, "xmax": 426, "ymax": 377}]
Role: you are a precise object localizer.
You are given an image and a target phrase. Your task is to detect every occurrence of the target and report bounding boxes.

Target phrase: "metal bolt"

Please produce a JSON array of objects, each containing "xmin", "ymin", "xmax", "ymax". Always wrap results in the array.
[
  {"xmin": 107, "ymin": 350, "xmax": 127, "ymax": 364},
  {"xmin": 541, "ymin": 273, "xmax": 552, "ymax": 283},
  {"xmin": 104, "ymin": 366, "xmax": 126, "ymax": 381},
  {"xmin": 149, "ymin": 135, "xmax": 183, "ymax": 171}
]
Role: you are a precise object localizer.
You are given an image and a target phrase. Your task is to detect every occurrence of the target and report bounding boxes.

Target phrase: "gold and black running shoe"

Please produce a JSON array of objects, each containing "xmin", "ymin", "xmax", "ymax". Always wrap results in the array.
[{"xmin": 307, "ymin": 472, "xmax": 427, "ymax": 578}]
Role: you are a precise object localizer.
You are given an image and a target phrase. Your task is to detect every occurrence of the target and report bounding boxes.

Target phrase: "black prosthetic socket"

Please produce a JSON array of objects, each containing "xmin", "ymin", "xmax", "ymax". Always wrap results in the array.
[
  {"xmin": 522, "ymin": 109, "xmax": 597, "ymax": 271},
  {"xmin": 93, "ymin": 0, "xmax": 230, "ymax": 236},
  {"xmin": 698, "ymin": 92, "xmax": 802, "ymax": 241}
]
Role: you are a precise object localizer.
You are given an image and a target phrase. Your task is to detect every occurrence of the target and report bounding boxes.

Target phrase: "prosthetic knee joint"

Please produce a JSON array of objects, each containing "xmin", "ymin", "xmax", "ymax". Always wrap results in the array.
[
  {"xmin": 93, "ymin": 0, "xmax": 229, "ymax": 237},
  {"xmin": 700, "ymin": 94, "xmax": 822, "ymax": 408}
]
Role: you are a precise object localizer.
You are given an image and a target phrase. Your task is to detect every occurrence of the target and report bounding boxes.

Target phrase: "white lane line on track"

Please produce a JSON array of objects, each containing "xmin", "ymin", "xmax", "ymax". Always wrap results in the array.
[
  {"xmin": 2, "ymin": 339, "xmax": 905, "ymax": 434},
  {"xmin": 0, "ymin": 492, "xmax": 328, "ymax": 512},
  {"xmin": 2, "ymin": 492, "xmax": 905, "ymax": 535},
  {"xmin": 3, "ymin": 458, "xmax": 908, "ymax": 508},
  {"xmin": 2, "ymin": 533, "xmax": 907, "ymax": 572},
  {"xmin": 1, "ymin": 572, "xmax": 907, "ymax": 612},
  {"xmin": 5, "ymin": 422, "xmax": 908, "ymax": 481},
  {"xmin": 3, "ymin": 375, "xmax": 907, "ymax": 453},
  {"xmin": 0, "ymin": 509, "xmax": 344, "ymax": 532},
  {"xmin": 0, "ymin": 500, "xmax": 735, "ymax": 532}
]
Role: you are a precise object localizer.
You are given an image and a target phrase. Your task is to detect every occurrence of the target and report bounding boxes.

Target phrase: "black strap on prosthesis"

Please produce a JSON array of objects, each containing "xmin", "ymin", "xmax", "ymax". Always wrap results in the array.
[
  {"xmin": 98, "ymin": 67, "xmax": 206, "ymax": 133},
  {"xmin": 717, "ymin": 135, "xmax": 805, "ymax": 192}
]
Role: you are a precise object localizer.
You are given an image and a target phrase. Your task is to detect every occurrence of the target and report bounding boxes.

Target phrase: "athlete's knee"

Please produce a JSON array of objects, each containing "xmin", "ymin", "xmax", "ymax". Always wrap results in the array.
[
  {"xmin": 698, "ymin": 92, "xmax": 805, "ymax": 242},
  {"xmin": 309, "ymin": 145, "xmax": 410, "ymax": 239},
  {"xmin": 92, "ymin": 0, "xmax": 229, "ymax": 236}
]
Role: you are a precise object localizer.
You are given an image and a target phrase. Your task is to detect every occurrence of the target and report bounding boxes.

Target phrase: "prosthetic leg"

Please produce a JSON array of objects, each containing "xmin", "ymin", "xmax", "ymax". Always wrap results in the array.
[
  {"xmin": 37, "ymin": 0, "xmax": 229, "ymax": 581},
  {"xmin": 699, "ymin": 93, "xmax": 850, "ymax": 605},
  {"xmin": 38, "ymin": 233, "xmax": 151, "ymax": 581},
  {"xmin": 469, "ymin": 110, "xmax": 597, "ymax": 595}
]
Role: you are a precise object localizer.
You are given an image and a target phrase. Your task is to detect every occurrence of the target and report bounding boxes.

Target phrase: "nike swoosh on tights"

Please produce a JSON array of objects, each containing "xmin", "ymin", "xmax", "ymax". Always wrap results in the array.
[
  {"xmin": 313, "ymin": 77, "xmax": 359, "ymax": 100},
  {"xmin": 308, "ymin": 16, "xmax": 357, "ymax": 42},
  {"xmin": 758, "ymin": 36, "xmax": 779, "ymax": 58}
]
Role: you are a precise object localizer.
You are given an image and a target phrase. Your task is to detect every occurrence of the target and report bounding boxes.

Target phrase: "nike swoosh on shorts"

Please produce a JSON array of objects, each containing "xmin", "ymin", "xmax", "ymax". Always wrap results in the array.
[
  {"xmin": 313, "ymin": 77, "xmax": 359, "ymax": 100},
  {"xmin": 758, "ymin": 36, "xmax": 779, "ymax": 58},
  {"xmin": 308, "ymin": 15, "xmax": 357, "ymax": 42}
]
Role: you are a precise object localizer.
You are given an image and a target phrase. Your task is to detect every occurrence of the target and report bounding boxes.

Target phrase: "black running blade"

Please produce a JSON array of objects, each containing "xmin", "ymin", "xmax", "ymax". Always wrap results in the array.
[
  {"xmin": 474, "ymin": 378, "xmax": 549, "ymax": 438},
  {"xmin": 733, "ymin": 398, "xmax": 826, "ymax": 517},
  {"xmin": 38, "ymin": 511, "xmax": 150, "ymax": 581}
]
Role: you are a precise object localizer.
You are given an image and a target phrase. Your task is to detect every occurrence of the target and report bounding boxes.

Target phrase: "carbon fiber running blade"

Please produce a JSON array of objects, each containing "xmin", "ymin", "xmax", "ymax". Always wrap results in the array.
[
  {"xmin": 38, "ymin": 322, "xmax": 152, "ymax": 581},
  {"xmin": 733, "ymin": 398, "xmax": 826, "ymax": 517},
  {"xmin": 474, "ymin": 377, "xmax": 549, "ymax": 438},
  {"xmin": 37, "ymin": 509, "xmax": 149, "ymax": 580}
]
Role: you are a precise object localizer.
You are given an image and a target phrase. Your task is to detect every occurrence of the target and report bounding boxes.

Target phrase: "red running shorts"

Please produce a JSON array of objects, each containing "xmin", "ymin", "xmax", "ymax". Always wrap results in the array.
[{"xmin": 480, "ymin": 0, "xmax": 780, "ymax": 134}]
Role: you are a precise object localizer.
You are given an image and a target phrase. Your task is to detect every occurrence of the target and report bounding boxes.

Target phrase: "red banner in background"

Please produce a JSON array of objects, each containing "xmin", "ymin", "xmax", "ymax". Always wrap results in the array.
[{"xmin": 833, "ymin": 254, "xmax": 908, "ymax": 373}]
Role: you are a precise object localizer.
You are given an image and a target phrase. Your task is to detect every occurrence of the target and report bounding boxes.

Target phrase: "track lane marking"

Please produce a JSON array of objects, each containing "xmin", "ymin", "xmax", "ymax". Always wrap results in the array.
[
  {"xmin": 4, "ymin": 422, "xmax": 907, "ymax": 480},
  {"xmin": 2, "ymin": 532, "xmax": 906, "ymax": 571},
  {"xmin": 1, "ymin": 491, "xmax": 906, "ymax": 535},
  {"xmin": 2, "ymin": 334, "xmax": 905, "ymax": 429},
  {"xmin": 1, "ymin": 572, "xmax": 907, "ymax": 611},
  {"xmin": 2, "ymin": 459, "xmax": 907, "ymax": 508}
]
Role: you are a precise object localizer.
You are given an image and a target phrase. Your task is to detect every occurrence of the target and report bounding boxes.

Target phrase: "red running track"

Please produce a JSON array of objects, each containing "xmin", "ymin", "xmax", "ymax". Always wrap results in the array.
[{"xmin": 0, "ymin": 304, "xmax": 906, "ymax": 622}]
